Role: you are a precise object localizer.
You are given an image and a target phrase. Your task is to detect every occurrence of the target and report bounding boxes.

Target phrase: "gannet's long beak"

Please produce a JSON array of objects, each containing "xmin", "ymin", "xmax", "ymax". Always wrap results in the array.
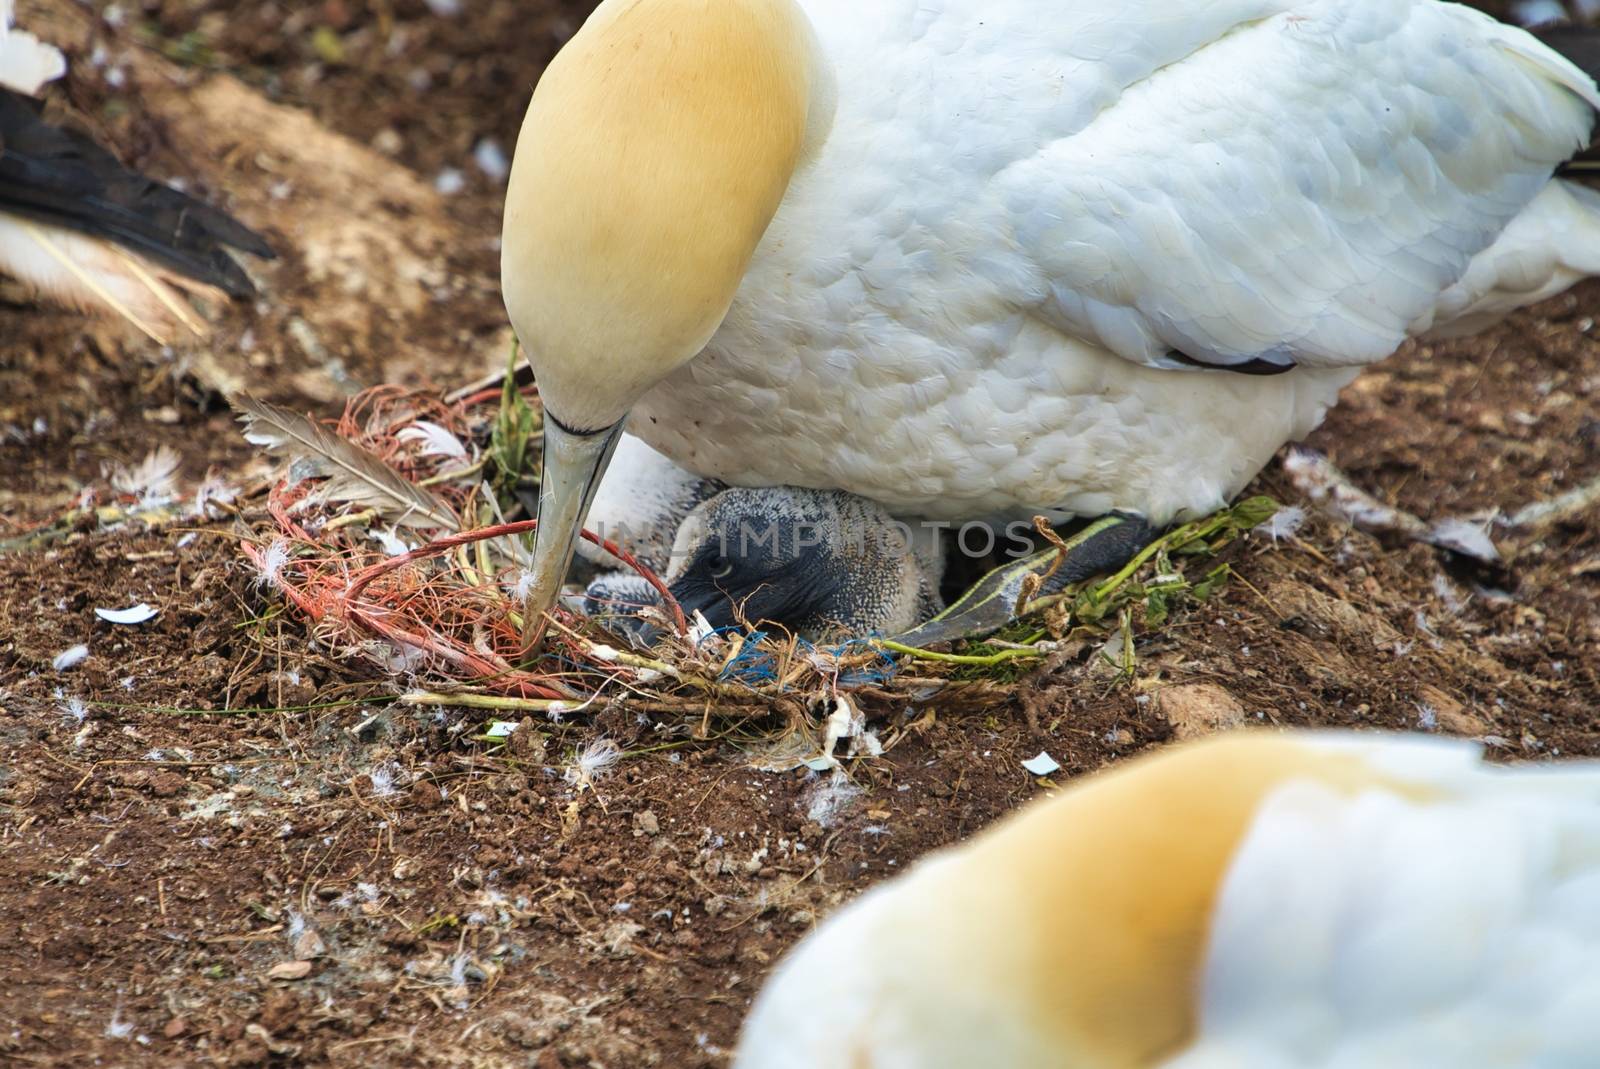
[{"xmin": 522, "ymin": 417, "xmax": 624, "ymax": 648}]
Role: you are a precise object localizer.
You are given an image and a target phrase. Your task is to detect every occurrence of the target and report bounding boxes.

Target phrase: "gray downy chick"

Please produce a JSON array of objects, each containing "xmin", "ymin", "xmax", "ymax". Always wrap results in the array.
[
  {"xmin": 578, "ymin": 434, "xmax": 724, "ymax": 639},
  {"xmin": 663, "ymin": 487, "xmax": 944, "ymax": 638}
]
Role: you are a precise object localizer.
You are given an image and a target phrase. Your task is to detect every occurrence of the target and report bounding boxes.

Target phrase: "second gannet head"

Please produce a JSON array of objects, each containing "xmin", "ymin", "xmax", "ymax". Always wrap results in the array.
[{"xmin": 501, "ymin": 0, "xmax": 832, "ymax": 644}]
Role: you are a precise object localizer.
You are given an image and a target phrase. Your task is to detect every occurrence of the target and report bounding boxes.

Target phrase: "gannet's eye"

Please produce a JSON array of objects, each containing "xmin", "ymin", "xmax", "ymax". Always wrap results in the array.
[{"xmin": 708, "ymin": 554, "xmax": 734, "ymax": 580}]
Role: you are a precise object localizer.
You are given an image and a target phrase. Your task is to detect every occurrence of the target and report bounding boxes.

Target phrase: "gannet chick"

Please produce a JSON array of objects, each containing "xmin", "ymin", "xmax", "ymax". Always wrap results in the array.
[
  {"xmin": 664, "ymin": 486, "xmax": 943, "ymax": 638},
  {"xmin": 736, "ymin": 730, "xmax": 1600, "ymax": 1068},
  {"xmin": 0, "ymin": 6, "xmax": 272, "ymax": 343},
  {"xmin": 575, "ymin": 432, "xmax": 726, "ymax": 574}
]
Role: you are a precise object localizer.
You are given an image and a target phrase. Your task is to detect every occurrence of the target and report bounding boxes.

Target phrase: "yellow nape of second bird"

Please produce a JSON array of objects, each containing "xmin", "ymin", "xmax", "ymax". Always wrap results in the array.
[{"xmin": 733, "ymin": 731, "xmax": 1600, "ymax": 1068}]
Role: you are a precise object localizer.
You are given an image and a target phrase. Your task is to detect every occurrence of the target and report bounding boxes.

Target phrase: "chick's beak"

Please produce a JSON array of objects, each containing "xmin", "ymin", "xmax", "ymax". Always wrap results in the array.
[{"xmin": 521, "ymin": 416, "xmax": 624, "ymax": 649}]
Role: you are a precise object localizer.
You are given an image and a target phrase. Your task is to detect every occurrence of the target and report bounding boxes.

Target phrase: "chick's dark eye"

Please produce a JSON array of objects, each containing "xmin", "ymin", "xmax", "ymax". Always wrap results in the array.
[{"xmin": 708, "ymin": 554, "xmax": 734, "ymax": 580}]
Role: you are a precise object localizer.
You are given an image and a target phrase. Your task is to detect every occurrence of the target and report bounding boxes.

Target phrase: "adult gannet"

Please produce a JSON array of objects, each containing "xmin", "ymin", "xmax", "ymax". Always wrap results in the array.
[
  {"xmin": 0, "ymin": 0, "xmax": 272, "ymax": 343},
  {"xmin": 735, "ymin": 730, "xmax": 1600, "ymax": 1067},
  {"xmin": 502, "ymin": 0, "xmax": 1600, "ymax": 640}
]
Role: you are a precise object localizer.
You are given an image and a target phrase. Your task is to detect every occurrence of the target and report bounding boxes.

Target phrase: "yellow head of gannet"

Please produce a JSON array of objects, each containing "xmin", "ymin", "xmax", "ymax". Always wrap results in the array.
[
  {"xmin": 735, "ymin": 730, "xmax": 1600, "ymax": 1067},
  {"xmin": 501, "ymin": 0, "xmax": 828, "ymax": 642}
]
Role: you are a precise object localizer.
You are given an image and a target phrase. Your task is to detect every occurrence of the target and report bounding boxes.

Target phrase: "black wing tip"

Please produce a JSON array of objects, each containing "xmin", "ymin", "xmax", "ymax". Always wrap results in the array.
[
  {"xmin": 1165, "ymin": 349, "xmax": 1297, "ymax": 376},
  {"xmin": 0, "ymin": 85, "xmax": 276, "ymax": 293}
]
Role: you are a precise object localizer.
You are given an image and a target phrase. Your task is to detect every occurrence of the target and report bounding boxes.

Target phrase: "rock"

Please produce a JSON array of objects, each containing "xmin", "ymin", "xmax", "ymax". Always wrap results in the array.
[
  {"xmin": 632, "ymin": 810, "xmax": 660, "ymax": 837},
  {"xmin": 265, "ymin": 960, "xmax": 312, "ymax": 981},
  {"xmin": 292, "ymin": 929, "xmax": 326, "ymax": 960},
  {"xmin": 148, "ymin": 771, "xmax": 187, "ymax": 798},
  {"xmin": 163, "ymin": 1016, "xmax": 189, "ymax": 1039},
  {"xmin": 1156, "ymin": 683, "xmax": 1246, "ymax": 739}
]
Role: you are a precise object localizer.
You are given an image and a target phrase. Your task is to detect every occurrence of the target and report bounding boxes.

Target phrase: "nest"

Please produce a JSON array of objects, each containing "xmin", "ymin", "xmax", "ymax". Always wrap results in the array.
[
  {"xmin": 234, "ymin": 381, "xmax": 1271, "ymax": 741},
  {"xmin": 233, "ymin": 383, "xmax": 1015, "ymax": 732}
]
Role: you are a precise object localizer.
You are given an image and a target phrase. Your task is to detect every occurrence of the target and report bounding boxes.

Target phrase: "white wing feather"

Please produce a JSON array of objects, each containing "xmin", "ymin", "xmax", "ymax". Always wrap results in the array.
[
  {"xmin": 1168, "ymin": 741, "xmax": 1600, "ymax": 1068},
  {"xmin": 1, "ymin": 0, "xmax": 66, "ymax": 95}
]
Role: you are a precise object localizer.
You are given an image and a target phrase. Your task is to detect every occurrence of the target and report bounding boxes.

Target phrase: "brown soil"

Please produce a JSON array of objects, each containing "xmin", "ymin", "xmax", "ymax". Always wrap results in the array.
[{"xmin": 2, "ymin": 2, "xmax": 1597, "ymax": 1065}]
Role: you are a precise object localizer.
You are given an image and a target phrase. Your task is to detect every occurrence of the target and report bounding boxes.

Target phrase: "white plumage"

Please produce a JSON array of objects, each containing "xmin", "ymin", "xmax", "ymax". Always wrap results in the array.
[
  {"xmin": 735, "ymin": 732, "xmax": 1600, "ymax": 1068},
  {"xmin": 0, "ymin": 0, "xmax": 64, "ymax": 95},
  {"xmin": 1176, "ymin": 750, "xmax": 1600, "ymax": 1066},
  {"xmin": 621, "ymin": 0, "xmax": 1600, "ymax": 524}
]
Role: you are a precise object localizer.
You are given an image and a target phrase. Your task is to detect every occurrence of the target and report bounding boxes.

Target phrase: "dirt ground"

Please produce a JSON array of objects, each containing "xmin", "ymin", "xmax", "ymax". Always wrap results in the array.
[{"xmin": 2, "ymin": 1, "xmax": 1598, "ymax": 1066}]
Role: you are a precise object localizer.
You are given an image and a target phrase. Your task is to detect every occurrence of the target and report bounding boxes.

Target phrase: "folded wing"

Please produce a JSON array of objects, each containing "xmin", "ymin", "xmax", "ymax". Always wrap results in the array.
[{"xmin": 1003, "ymin": 1, "xmax": 1599, "ymax": 373}]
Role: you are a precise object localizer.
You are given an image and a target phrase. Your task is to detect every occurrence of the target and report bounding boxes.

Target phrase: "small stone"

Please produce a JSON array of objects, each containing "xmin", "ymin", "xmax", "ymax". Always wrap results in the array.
[
  {"xmin": 148, "ymin": 771, "xmax": 186, "ymax": 797},
  {"xmin": 265, "ymin": 960, "xmax": 312, "ymax": 981},
  {"xmin": 1156, "ymin": 683, "xmax": 1246, "ymax": 739},
  {"xmin": 292, "ymin": 929, "xmax": 326, "ymax": 959},
  {"xmin": 632, "ymin": 810, "xmax": 660, "ymax": 837},
  {"xmin": 409, "ymin": 780, "xmax": 441, "ymax": 808},
  {"xmin": 163, "ymin": 1016, "xmax": 188, "ymax": 1039}
]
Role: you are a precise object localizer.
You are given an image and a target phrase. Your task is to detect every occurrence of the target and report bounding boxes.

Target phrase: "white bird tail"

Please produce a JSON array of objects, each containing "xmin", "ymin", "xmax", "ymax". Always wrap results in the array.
[
  {"xmin": 1423, "ymin": 179, "xmax": 1600, "ymax": 337},
  {"xmin": 0, "ymin": 213, "xmax": 221, "ymax": 344}
]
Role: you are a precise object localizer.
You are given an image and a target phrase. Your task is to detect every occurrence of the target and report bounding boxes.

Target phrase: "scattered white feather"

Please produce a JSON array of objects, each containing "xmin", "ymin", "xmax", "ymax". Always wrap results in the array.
[
  {"xmin": 58, "ymin": 693, "xmax": 89, "ymax": 723},
  {"xmin": 1022, "ymin": 751, "xmax": 1062, "ymax": 776},
  {"xmin": 1254, "ymin": 505, "xmax": 1307, "ymax": 545},
  {"xmin": 564, "ymin": 737, "xmax": 622, "ymax": 788},
  {"xmin": 397, "ymin": 420, "xmax": 469, "ymax": 459},
  {"xmin": 508, "ymin": 569, "xmax": 537, "ymax": 601},
  {"xmin": 253, "ymin": 538, "xmax": 291, "ymax": 590},
  {"xmin": 104, "ymin": 1006, "xmax": 133, "ymax": 1040},
  {"xmin": 368, "ymin": 762, "xmax": 403, "ymax": 797},
  {"xmin": 53, "ymin": 644, "xmax": 89, "ymax": 671},
  {"xmin": 369, "ymin": 526, "xmax": 411, "ymax": 557},
  {"xmin": 191, "ymin": 472, "xmax": 238, "ymax": 518},
  {"xmin": 95, "ymin": 603, "xmax": 158, "ymax": 625},
  {"xmin": 110, "ymin": 446, "xmax": 182, "ymax": 503},
  {"xmin": 473, "ymin": 138, "xmax": 510, "ymax": 183},
  {"xmin": 0, "ymin": 0, "xmax": 67, "ymax": 95},
  {"xmin": 1433, "ymin": 573, "xmax": 1468, "ymax": 615},
  {"xmin": 434, "ymin": 168, "xmax": 466, "ymax": 195}
]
